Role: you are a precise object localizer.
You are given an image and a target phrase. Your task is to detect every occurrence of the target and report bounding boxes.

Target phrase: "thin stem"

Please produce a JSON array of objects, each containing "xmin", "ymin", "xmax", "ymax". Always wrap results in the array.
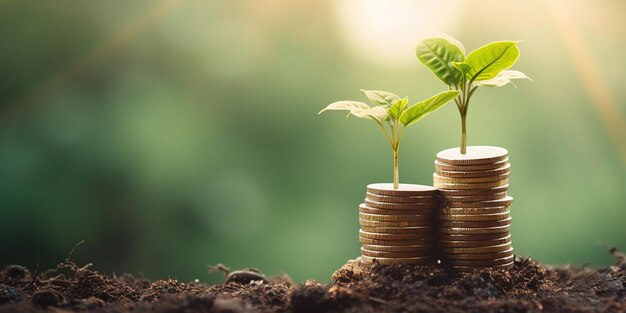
[
  {"xmin": 397, "ymin": 127, "xmax": 406, "ymax": 146},
  {"xmin": 453, "ymin": 97, "xmax": 462, "ymax": 110},
  {"xmin": 468, "ymin": 85, "xmax": 479, "ymax": 99},
  {"xmin": 460, "ymin": 112, "xmax": 467, "ymax": 154},
  {"xmin": 393, "ymin": 147, "xmax": 399, "ymax": 189}
]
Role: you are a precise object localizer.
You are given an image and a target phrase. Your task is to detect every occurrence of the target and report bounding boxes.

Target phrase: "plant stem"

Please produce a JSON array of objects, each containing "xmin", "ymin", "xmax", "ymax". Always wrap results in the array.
[
  {"xmin": 393, "ymin": 147, "xmax": 399, "ymax": 189},
  {"xmin": 460, "ymin": 112, "xmax": 467, "ymax": 154}
]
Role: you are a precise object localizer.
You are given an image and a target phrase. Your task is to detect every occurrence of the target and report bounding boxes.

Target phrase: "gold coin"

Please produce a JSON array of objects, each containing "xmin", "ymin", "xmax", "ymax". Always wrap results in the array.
[
  {"xmin": 441, "ymin": 217, "xmax": 512, "ymax": 228},
  {"xmin": 436, "ymin": 146, "xmax": 508, "ymax": 165},
  {"xmin": 366, "ymin": 192, "xmax": 439, "ymax": 204},
  {"xmin": 364, "ymin": 199, "xmax": 438, "ymax": 210},
  {"xmin": 443, "ymin": 248, "xmax": 514, "ymax": 260},
  {"xmin": 361, "ymin": 248, "xmax": 432, "ymax": 258},
  {"xmin": 361, "ymin": 244, "xmax": 433, "ymax": 252},
  {"xmin": 451, "ymin": 262, "xmax": 514, "ymax": 271},
  {"xmin": 367, "ymin": 183, "xmax": 438, "ymax": 197},
  {"xmin": 440, "ymin": 225, "xmax": 510, "ymax": 235},
  {"xmin": 435, "ymin": 159, "xmax": 509, "ymax": 171},
  {"xmin": 359, "ymin": 212, "xmax": 433, "ymax": 222},
  {"xmin": 441, "ymin": 192, "xmax": 507, "ymax": 203},
  {"xmin": 438, "ymin": 185, "xmax": 509, "ymax": 196},
  {"xmin": 436, "ymin": 163, "xmax": 511, "ymax": 178},
  {"xmin": 439, "ymin": 232, "xmax": 510, "ymax": 241},
  {"xmin": 443, "ymin": 242, "xmax": 513, "ymax": 254},
  {"xmin": 434, "ymin": 179, "xmax": 509, "ymax": 190},
  {"xmin": 443, "ymin": 196, "xmax": 513, "ymax": 208},
  {"xmin": 359, "ymin": 255, "xmax": 434, "ymax": 265},
  {"xmin": 440, "ymin": 236, "xmax": 512, "ymax": 248},
  {"xmin": 445, "ymin": 255, "xmax": 514, "ymax": 266},
  {"xmin": 359, "ymin": 219, "xmax": 433, "ymax": 227},
  {"xmin": 433, "ymin": 172, "xmax": 509, "ymax": 184},
  {"xmin": 359, "ymin": 237, "xmax": 432, "ymax": 246},
  {"xmin": 439, "ymin": 211, "xmax": 510, "ymax": 221},
  {"xmin": 359, "ymin": 206, "xmax": 436, "ymax": 215},
  {"xmin": 360, "ymin": 226, "xmax": 434, "ymax": 234},
  {"xmin": 359, "ymin": 230, "xmax": 431, "ymax": 240}
]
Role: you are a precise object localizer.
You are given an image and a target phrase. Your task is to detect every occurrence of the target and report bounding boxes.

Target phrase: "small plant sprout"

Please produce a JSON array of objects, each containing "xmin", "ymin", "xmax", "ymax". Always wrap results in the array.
[
  {"xmin": 415, "ymin": 35, "xmax": 531, "ymax": 154},
  {"xmin": 320, "ymin": 89, "xmax": 459, "ymax": 189}
]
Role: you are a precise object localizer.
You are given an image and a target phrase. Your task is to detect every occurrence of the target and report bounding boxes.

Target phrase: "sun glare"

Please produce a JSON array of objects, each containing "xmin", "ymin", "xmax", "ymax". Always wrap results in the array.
[{"xmin": 333, "ymin": 0, "xmax": 464, "ymax": 67}]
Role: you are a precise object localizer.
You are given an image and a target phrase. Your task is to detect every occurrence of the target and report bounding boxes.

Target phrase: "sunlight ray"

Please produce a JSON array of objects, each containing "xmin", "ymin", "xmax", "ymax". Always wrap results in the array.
[{"xmin": 546, "ymin": 1, "xmax": 626, "ymax": 165}]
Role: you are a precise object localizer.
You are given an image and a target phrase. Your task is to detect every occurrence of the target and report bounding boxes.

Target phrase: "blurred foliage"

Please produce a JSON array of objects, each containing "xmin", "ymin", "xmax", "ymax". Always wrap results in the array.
[{"xmin": 0, "ymin": 0, "xmax": 625, "ymax": 283}]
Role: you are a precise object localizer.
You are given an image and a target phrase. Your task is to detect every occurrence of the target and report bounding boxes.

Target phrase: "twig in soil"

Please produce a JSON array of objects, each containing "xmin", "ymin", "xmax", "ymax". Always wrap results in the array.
[
  {"xmin": 208, "ymin": 264, "xmax": 231, "ymax": 275},
  {"xmin": 30, "ymin": 263, "xmax": 40, "ymax": 286},
  {"xmin": 368, "ymin": 296, "xmax": 388, "ymax": 304},
  {"xmin": 42, "ymin": 240, "xmax": 92, "ymax": 281},
  {"xmin": 66, "ymin": 240, "xmax": 86, "ymax": 264}
]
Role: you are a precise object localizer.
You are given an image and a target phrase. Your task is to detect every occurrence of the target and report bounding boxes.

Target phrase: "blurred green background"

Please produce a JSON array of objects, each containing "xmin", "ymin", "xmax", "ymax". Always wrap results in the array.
[{"xmin": 1, "ymin": 0, "xmax": 625, "ymax": 283}]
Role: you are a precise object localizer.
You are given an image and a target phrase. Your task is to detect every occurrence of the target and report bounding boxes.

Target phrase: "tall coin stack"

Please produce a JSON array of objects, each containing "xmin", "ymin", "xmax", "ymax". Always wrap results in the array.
[
  {"xmin": 433, "ymin": 146, "xmax": 514, "ymax": 271},
  {"xmin": 358, "ymin": 183, "xmax": 439, "ymax": 265}
]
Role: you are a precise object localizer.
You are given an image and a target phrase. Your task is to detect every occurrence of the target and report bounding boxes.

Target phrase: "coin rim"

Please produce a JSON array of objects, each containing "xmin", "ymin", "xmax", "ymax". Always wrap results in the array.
[
  {"xmin": 438, "ymin": 185, "xmax": 509, "ymax": 196},
  {"xmin": 440, "ymin": 217, "xmax": 512, "ymax": 228},
  {"xmin": 440, "ymin": 235, "xmax": 512, "ymax": 247},
  {"xmin": 435, "ymin": 159, "xmax": 510, "ymax": 171},
  {"xmin": 433, "ymin": 172, "xmax": 510, "ymax": 183},
  {"xmin": 434, "ymin": 179, "xmax": 509, "ymax": 190},
  {"xmin": 360, "ymin": 226, "xmax": 435, "ymax": 234},
  {"xmin": 359, "ymin": 255, "xmax": 434, "ymax": 265},
  {"xmin": 443, "ymin": 196, "xmax": 513, "ymax": 208},
  {"xmin": 435, "ymin": 163, "xmax": 511, "ymax": 178},
  {"xmin": 436, "ymin": 146, "xmax": 508, "ymax": 165},
  {"xmin": 359, "ymin": 237, "xmax": 434, "ymax": 245},
  {"xmin": 442, "ymin": 242, "xmax": 513, "ymax": 254},
  {"xmin": 364, "ymin": 199, "xmax": 439, "ymax": 210},
  {"xmin": 361, "ymin": 244, "xmax": 433, "ymax": 252},
  {"xmin": 359, "ymin": 230, "xmax": 433, "ymax": 240},
  {"xmin": 440, "ymin": 225, "xmax": 511, "ymax": 235},
  {"xmin": 366, "ymin": 192, "xmax": 439, "ymax": 203},
  {"xmin": 367, "ymin": 183, "xmax": 438, "ymax": 196},
  {"xmin": 442, "ymin": 248, "xmax": 514, "ymax": 260}
]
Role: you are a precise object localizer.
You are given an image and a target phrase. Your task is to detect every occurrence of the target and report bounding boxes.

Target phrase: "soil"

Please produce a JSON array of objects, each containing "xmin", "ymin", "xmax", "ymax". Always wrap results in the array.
[{"xmin": 1, "ymin": 250, "xmax": 624, "ymax": 313}]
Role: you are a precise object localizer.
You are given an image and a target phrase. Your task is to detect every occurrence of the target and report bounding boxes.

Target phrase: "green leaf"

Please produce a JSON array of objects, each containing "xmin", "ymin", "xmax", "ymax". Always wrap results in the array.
[
  {"xmin": 319, "ymin": 101, "xmax": 388, "ymax": 121},
  {"xmin": 360, "ymin": 89, "xmax": 401, "ymax": 106},
  {"xmin": 465, "ymin": 41, "xmax": 520, "ymax": 81},
  {"xmin": 354, "ymin": 105, "xmax": 388, "ymax": 121},
  {"xmin": 399, "ymin": 90, "xmax": 460, "ymax": 127},
  {"xmin": 451, "ymin": 61, "xmax": 472, "ymax": 75},
  {"xmin": 474, "ymin": 70, "xmax": 531, "ymax": 88},
  {"xmin": 416, "ymin": 36, "xmax": 465, "ymax": 86},
  {"xmin": 387, "ymin": 98, "xmax": 408, "ymax": 121}
]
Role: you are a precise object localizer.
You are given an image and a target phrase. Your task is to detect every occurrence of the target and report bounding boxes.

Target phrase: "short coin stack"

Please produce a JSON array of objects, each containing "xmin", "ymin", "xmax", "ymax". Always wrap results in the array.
[
  {"xmin": 358, "ymin": 183, "xmax": 439, "ymax": 265},
  {"xmin": 433, "ymin": 146, "xmax": 514, "ymax": 271}
]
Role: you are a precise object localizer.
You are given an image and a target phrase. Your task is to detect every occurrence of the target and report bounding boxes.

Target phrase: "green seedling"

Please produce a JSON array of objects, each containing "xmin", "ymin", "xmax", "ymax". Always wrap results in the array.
[
  {"xmin": 415, "ymin": 35, "xmax": 530, "ymax": 154},
  {"xmin": 320, "ymin": 89, "xmax": 459, "ymax": 189}
]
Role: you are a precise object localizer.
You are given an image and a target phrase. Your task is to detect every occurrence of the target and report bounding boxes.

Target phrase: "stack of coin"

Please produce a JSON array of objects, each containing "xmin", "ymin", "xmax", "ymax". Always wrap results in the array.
[
  {"xmin": 358, "ymin": 183, "xmax": 439, "ymax": 265},
  {"xmin": 433, "ymin": 146, "xmax": 514, "ymax": 271}
]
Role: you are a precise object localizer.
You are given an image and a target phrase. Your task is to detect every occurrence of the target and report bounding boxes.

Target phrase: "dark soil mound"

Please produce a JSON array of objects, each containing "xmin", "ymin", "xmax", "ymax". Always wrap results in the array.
[{"xmin": 1, "ymin": 252, "xmax": 624, "ymax": 312}]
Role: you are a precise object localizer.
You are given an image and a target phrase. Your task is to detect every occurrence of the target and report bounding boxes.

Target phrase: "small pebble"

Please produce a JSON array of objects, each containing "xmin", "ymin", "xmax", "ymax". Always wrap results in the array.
[
  {"xmin": 3, "ymin": 265, "xmax": 30, "ymax": 281},
  {"xmin": 224, "ymin": 269, "xmax": 268, "ymax": 285},
  {"xmin": 32, "ymin": 289, "xmax": 62, "ymax": 309},
  {"xmin": 0, "ymin": 284, "xmax": 22, "ymax": 303}
]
